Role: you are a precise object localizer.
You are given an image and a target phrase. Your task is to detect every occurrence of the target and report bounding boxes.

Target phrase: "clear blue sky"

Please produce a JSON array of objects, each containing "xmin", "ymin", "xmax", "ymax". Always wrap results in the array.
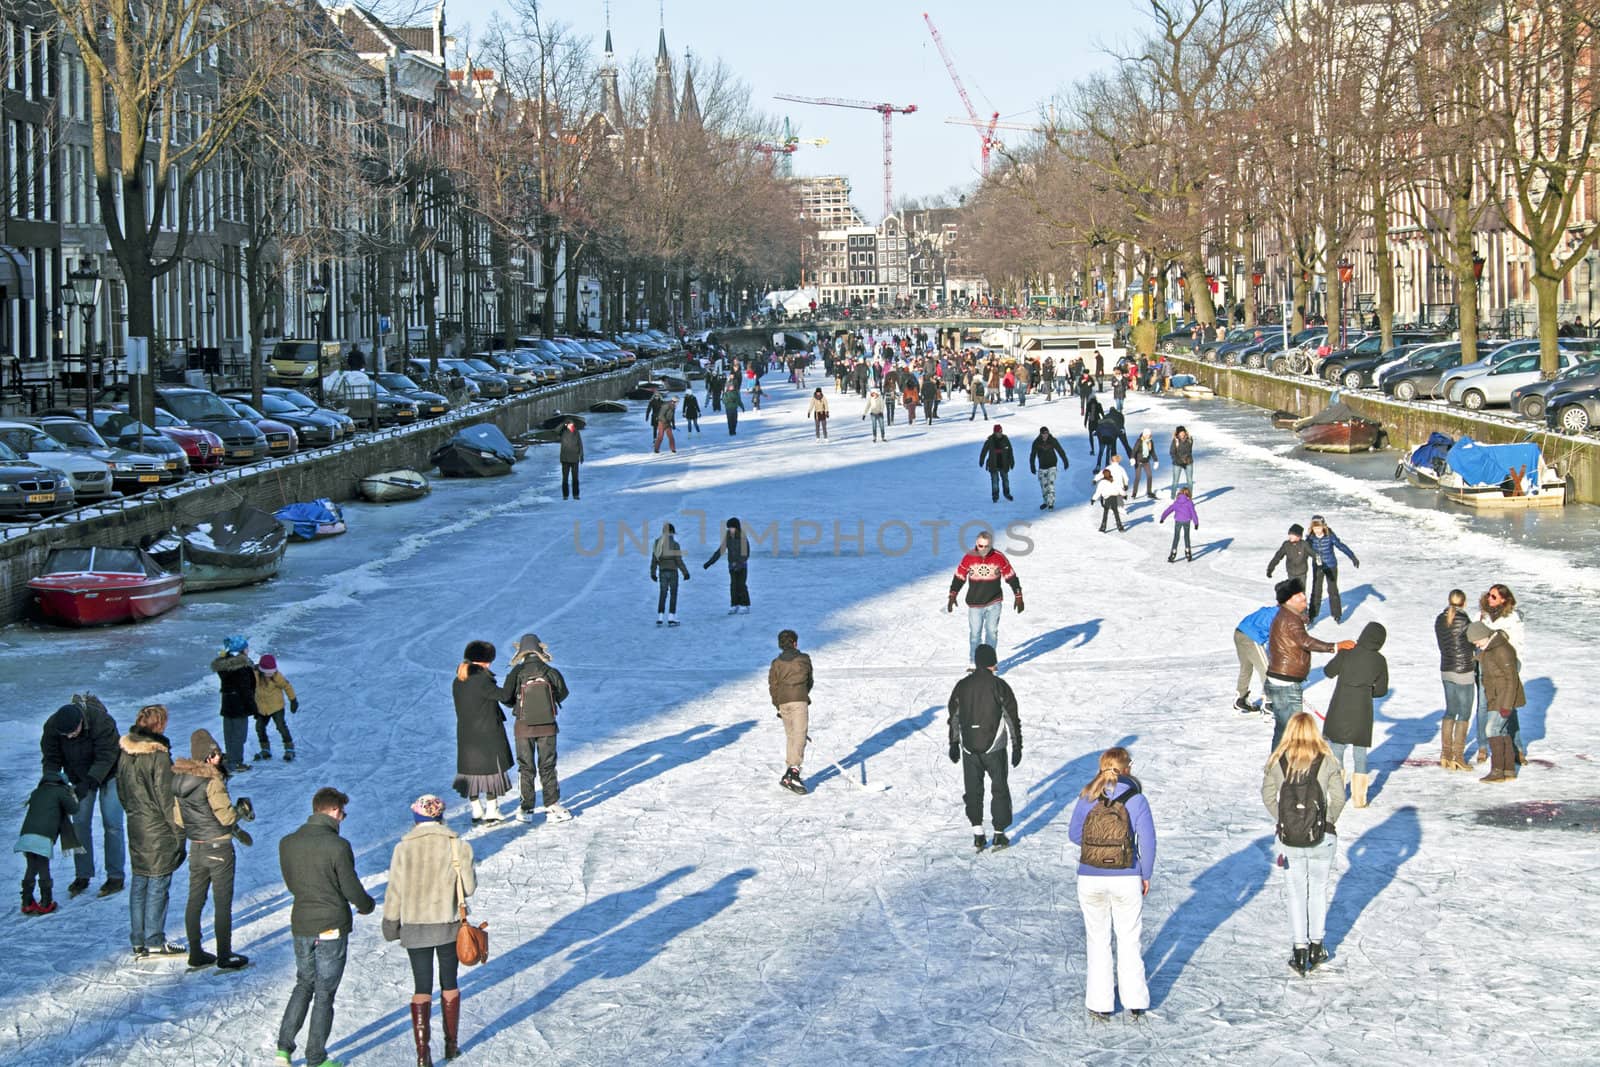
[{"xmin": 441, "ymin": 0, "xmax": 1148, "ymax": 222}]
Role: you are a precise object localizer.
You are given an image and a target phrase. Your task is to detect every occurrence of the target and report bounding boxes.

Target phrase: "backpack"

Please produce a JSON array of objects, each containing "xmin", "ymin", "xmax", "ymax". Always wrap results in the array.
[
  {"xmin": 515, "ymin": 668, "xmax": 557, "ymax": 725},
  {"xmin": 1276, "ymin": 755, "xmax": 1327, "ymax": 847},
  {"xmin": 1078, "ymin": 779, "xmax": 1141, "ymax": 870}
]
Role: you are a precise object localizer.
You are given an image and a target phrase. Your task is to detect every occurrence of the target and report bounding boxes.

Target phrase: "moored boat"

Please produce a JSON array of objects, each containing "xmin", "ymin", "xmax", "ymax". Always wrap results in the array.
[
  {"xmin": 430, "ymin": 424, "xmax": 516, "ymax": 477},
  {"xmin": 1396, "ymin": 431, "xmax": 1456, "ymax": 489},
  {"xmin": 29, "ymin": 547, "xmax": 183, "ymax": 625},
  {"xmin": 146, "ymin": 504, "xmax": 288, "ymax": 591},
  {"xmin": 359, "ymin": 469, "xmax": 431, "ymax": 502},
  {"xmin": 275, "ymin": 499, "xmax": 348, "ymax": 540},
  {"xmin": 1435, "ymin": 438, "xmax": 1566, "ymax": 509},
  {"xmin": 1296, "ymin": 399, "xmax": 1385, "ymax": 453},
  {"xmin": 588, "ymin": 400, "xmax": 627, "ymax": 414}
]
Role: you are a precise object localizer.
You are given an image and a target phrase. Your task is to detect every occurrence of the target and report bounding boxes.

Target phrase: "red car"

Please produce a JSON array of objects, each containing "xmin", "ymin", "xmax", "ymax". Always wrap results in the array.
[{"xmin": 117, "ymin": 404, "xmax": 227, "ymax": 471}]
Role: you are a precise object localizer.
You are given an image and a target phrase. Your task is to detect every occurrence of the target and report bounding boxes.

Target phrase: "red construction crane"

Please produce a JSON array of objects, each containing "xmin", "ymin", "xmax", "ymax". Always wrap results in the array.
[
  {"xmin": 923, "ymin": 13, "xmax": 999, "ymax": 177},
  {"xmin": 775, "ymin": 93, "xmax": 917, "ymax": 220}
]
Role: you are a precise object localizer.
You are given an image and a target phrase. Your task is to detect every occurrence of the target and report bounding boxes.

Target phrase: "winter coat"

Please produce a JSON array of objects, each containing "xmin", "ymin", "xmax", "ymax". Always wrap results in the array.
[
  {"xmin": 979, "ymin": 432, "xmax": 1015, "ymax": 472},
  {"xmin": 211, "ymin": 653, "xmax": 257, "ymax": 719},
  {"xmin": 558, "ymin": 427, "xmax": 584, "ymax": 463},
  {"xmin": 1481, "ymin": 609, "xmax": 1525, "ymax": 657},
  {"xmin": 452, "ymin": 667, "xmax": 514, "ymax": 777},
  {"xmin": 947, "ymin": 668, "xmax": 1022, "ymax": 756},
  {"xmin": 40, "ymin": 697, "xmax": 120, "ymax": 787},
  {"xmin": 500, "ymin": 657, "xmax": 570, "ymax": 737},
  {"xmin": 1029, "ymin": 433, "xmax": 1068, "ymax": 472},
  {"xmin": 382, "ymin": 821, "xmax": 476, "ymax": 950},
  {"xmin": 1477, "ymin": 630, "xmax": 1526, "ymax": 712},
  {"xmin": 722, "ymin": 388, "xmax": 744, "ymax": 412},
  {"xmin": 1435, "ymin": 608, "xmax": 1474, "ymax": 676},
  {"xmin": 171, "ymin": 759, "xmax": 238, "ymax": 843},
  {"xmin": 1306, "ymin": 527, "xmax": 1357, "ymax": 570},
  {"xmin": 1261, "ymin": 754, "xmax": 1347, "ymax": 836},
  {"xmin": 1268, "ymin": 538, "xmax": 1313, "ymax": 578},
  {"xmin": 767, "ymin": 649, "xmax": 814, "ymax": 707},
  {"xmin": 807, "ymin": 395, "xmax": 830, "ymax": 418},
  {"xmin": 650, "ymin": 533, "xmax": 691, "ymax": 581},
  {"xmin": 1160, "ymin": 496, "xmax": 1199, "ymax": 526},
  {"xmin": 1267, "ymin": 605, "xmax": 1335, "ymax": 683},
  {"xmin": 1068, "ymin": 776, "xmax": 1156, "ymax": 881},
  {"xmin": 118, "ymin": 728, "xmax": 184, "ymax": 878},
  {"xmin": 16, "ymin": 777, "xmax": 80, "ymax": 857},
  {"xmin": 1322, "ymin": 622, "xmax": 1389, "ymax": 748},
  {"xmin": 278, "ymin": 812, "xmax": 375, "ymax": 938},
  {"xmin": 1132, "ymin": 435, "xmax": 1158, "ymax": 464},
  {"xmin": 1237, "ymin": 606, "xmax": 1277, "ymax": 646},
  {"xmin": 863, "ymin": 393, "xmax": 885, "ymax": 416},
  {"xmin": 254, "ymin": 670, "xmax": 296, "ymax": 716},
  {"xmin": 920, "ymin": 377, "xmax": 940, "ymax": 403},
  {"xmin": 682, "ymin": 394, "xmax": 700, "ymax": 419},
  {"xmin": 654, "ymin": 398, "xmax": 677, "ymax": 427},
  {"xmin": 1090, "ymin": 477, "xmax": 1121, "ymax": 506},
  {"xmin": 1169, "ymin": 434, "xmax": 1193, "ymax": 466},
  {"xmin": 704, "ymin": 522, "xmax": 749, "ymax": 572}
]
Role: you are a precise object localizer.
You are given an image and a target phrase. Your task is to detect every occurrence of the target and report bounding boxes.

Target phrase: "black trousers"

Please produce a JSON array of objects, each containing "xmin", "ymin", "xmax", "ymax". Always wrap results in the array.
[
  {"xmin": 561, "ymin": 461, "xmax": 580, "ymax": 499},
  {"xmin": 729, "ymin": 568, "xmax": 750, "ymax": 607},
  {"xmin": 516, "ymin": 734, "xmax": 560, "ymax": 808},
  {"xmin": 961, "ymin": 747, "xmax": 1012, "ymax": 832},
  {"xmin": 726, "ymin": 410, "xmax": 739, "ymax": 434},
  {"xmin": 1311, "ymin": 565, "xmax": 1342, "ymax": 621},
  {"xmin": 186, "ymin": 839, "xmax": 236, "ymax": 955},
  {"xmin": 656, "ymin": 574, "xmax": 680, "ymax": 613},
  {"xmin": 255, "ymin": 711, "xmax": 294, "ymax": 749},
  {"xmin": 22, "ymin": 852, "xmax": 52, "ymax": 902},
  {"xmin": 408, "ymin": 942, "xmax": 460, "ymax": 995}
]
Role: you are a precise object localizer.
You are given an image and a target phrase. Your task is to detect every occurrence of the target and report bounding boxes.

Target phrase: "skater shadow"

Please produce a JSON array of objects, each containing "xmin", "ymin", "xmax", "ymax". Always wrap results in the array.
[
  {"xmin": 332, "ymin": 866, "xmax": 700, "ymax": 1063},
  {"xmin": 1124, "ymin": 514, "xmax": 1155, "ymax": 529},
  {"xmin": 1324, "ymin": 806, "xmax": 1420, "ymax": 954},
  {"xmin": 560, "ymin": 720, "xmax": 757, "ymax": 815},
  {"xmin": 1189, "ymin": 537, "xmax": 1233, "ymax": 560},
  {"xmin": 1008, "ymin": 733, "xmax": 1137, "ymax": 844},
  {"xmin": 810, "ymin": 705, "xmax": 938, "ymax": 791},
  {"xmin": 999, "ymin": 619, "xmax": 1102, "ymax": 672},
  {"xmin": 1144, "ymin": 834, "xmax": 1275, "ymax": 1007},
  {"xmin": 1191, "ymin": 486, "xmax": 1233, "ymax": 504},
  {"xmin": 1519, "ymin": 677, "xmax": 1555, "ymax": 747},
  {"xmin": 1365, "ymin": 703, "xmax": 1440, "ymax": 801},
  {"xmin": 1336, "ymin": 584, "xmax": 1387, "ymax": 617}
]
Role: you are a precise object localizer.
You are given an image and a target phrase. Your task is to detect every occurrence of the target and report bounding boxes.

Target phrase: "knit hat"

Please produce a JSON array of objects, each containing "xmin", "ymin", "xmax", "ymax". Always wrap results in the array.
[
  {"xmin": 1465, "ymin": 621, "xmax": 1494, "ymax": 642},
  {"xmin": 411, "ymin": 794, "xmax": 446, "ymax": 822},
  {"xmin": 222, "ymin": 634, "xmax": 249, "ymax": 655},
  {"xmin": 1275, "ymin": 577, "xmax": 1305, "ymax": 605},
  {"xmin": 257, "ymin": 654, "xmax": 277, "ymax": 672},
  {"xmin": 190, "ymin": 729, "xmax": 221, "ymax": 761},
  {"xmin": 974, "ymin": 644, "xmax": 999, "ymax": 669},
  {"xmin": 47, "ymin": 704, "xmax": 85, "ymax": 737},
  {"xmin": 1288, "ymin": 523, "xmax": 1304, "ymax": 536},
  {"xmin": 993, "ymin": 424, "xmax": 1003, "ymax": 433}
]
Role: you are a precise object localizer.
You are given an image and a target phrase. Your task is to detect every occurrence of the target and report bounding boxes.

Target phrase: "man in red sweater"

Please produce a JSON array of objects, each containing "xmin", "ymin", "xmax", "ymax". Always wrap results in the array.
[{"xmin": 948, "ymin": 532, "xmax": 1024, "ymax": 663}]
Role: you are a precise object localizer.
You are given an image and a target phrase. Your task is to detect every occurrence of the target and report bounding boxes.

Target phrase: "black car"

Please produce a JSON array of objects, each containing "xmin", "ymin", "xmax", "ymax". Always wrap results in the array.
[
  {"xmin": 1511, "ymin": 359, "xmax": 1600, "ymax": 420},
  {"xmin": 1382, "ymin": 349, "xmax": 1464, "ymax": 401},
  {"xmin": 0, "ymin": 440, "xmax": 75, "ymax": 517},
  {"xmin": 39, "ymin": 407, "xmax": 192, "ymax": 480},
  {"xmin": 30, "ymin": 415, "xmax": 182, "ymax": 491},
  {"xmin": 1318, "ymin": 331, "xmax": 1440, "ymax": 383},
  {"xmin": 375, "ymin": 373, "xmax": 452, "ymax": 418},
  {"xmin": 1545, "ymin": 384, "xmax": 1600, "ymax": 434},
  {"xmin": 259, "ymin": 387, "xmax": 354, "ymax": 440},
  {"xmin": 149, "ymin": 388, "xmax": 267, "ymax": 464},
  {"xmin": 372, "ymin": 383, "xmax": 421, "ymax": 426},
  {"xmin": 231, "ymin": 390, "xmax": 341, "ymax": 446},
  {"xmin": 1328, "ymin": 343, "xmax": 1428, "ymax": 390}
]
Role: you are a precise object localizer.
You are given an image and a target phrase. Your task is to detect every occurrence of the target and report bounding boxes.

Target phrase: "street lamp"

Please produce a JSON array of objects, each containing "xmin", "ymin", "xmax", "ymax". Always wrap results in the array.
[
  {"xmin": 306, "ymin": 282, "xmax": 328, "ymax": 404},
  {"xmin": 67, "ymin": 259, "xmax": 103, "ymax": 427},
  {"xmin": 205, "ymin": 289, "xmax": 218, "ymax": 389},
  {"xmin": 1336, "ymin": 258, "xmax": 1354, "ymax": 347},
  {"xmin": 397, "ymin": 272, "xmax": 413, "ymax": 359}
]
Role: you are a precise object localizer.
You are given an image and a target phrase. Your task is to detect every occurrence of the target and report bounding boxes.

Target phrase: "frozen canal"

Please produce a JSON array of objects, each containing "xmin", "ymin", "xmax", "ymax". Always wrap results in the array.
[{"xmin": 2, "ymin": 374, "xmax": 1597, "ymax": 1065}]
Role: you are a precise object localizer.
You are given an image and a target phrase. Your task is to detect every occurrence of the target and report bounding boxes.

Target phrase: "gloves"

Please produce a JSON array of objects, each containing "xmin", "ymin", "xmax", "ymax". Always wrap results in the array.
[
  {"xmin": 1351, "ymin": 556, "xmax": 1360, "ymax": 568},
  {"xmin": 75, "ymin": 777, "xmax": 96, "ymax": 800},
  {"xmin": 1014, "ymin": 594, "xmax": 1025, "ymax": 614},
  {"xmin": 946, "ymin": 594, "xmax": 957, "ymax": 614},
  {"xmin": 650, "ymin": 569, "xmax": 659, "ymax": 582},
  {"xmin": 1267, "ymin": 567, "xmax": 1274, "ymax": 577},
  {"xmin": 233, "ymin": 797, "xmax": 256, "ymax": 822},
  {"xmin": 948, "ymin": 741, "xmax": 961, "ymax": 764},
  {"xmin": 702, "ymin": 560, "xmax": 712, "ymax": 570},
  {"xmin": 684, "ymin": 573, "xmax": 690, "ymax": 582},
  {"xmin": 232, "ymin": 826, "xmax": 254, "ymax": 847},
  {"xmin": 289, "ymin": 698, "xmax": 299, "ymax": 714},
  {"xmin": 1011, "ymin": 746, "xmax": 1022, "ymax": 768}
]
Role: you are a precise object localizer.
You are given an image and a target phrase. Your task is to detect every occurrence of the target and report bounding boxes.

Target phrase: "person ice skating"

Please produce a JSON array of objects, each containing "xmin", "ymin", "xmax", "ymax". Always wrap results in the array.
[
  {"xmin": 253, "ymin": 654, "xmax": 298, "ymax": 761},
  {"xmin": 1094, "ymin": 408, "xmax": 1133, "ymax": 470},
  {"xmin": 1091, "ymin": 468, "xmax": 1126, "ymax": 532},
  {"xmin": 211, "ymin": 636, "xmax": 256, "ymax": 773},
  {"xmin": 979, "ymin": 424, "xmax": 1016, "ymax": 502},
  {"xmin": 172, "ymin": 728, "xmax": 252, "ymax": 970},
  {"xmin": 119, "ymin": 704, "xmax": 185, "ymax": 956},
  {"xmin": 383, "ymin": 794, "xmax": 476, "ymax": 1065},
  {"xmin": 807, "ymin": 387, "xmax": 830, "ymax": 439},
  {"xmin": 651, "ymin": 523, "xmax": 691, "ymax": 625},
  {"xmin": 1168, "ymin": 427, "xmax": 1194, "ymax": 497},
  {"xmin": 1435, "ymin": 590, "xmax": 1475, "ymax": 771},
  {"xmin": 947, "ymin": 532, "xmax": 1024, "ymax": 662},
  {"xmin": 1112, "ymin": 372, "xmax": 1127, "ymax": 410},
  {"xmin": 902, "ymin": 378, "xmax": 920, "ymax": 425},
  {"xmin": 1304, "ymin": 515, "xmax": 1359, "ymax": 622},
  {"xmin": 1157, "ymin": 486, "xmax": 1197, "ymax": 561},
  {"xmin": 559, "ymin": 420, "xmax": 584, "ymax": 500},
  {"xmin": 1067, "ymin": 747, "xmax": 1155, "ymax": 1019},
  {"xmin": 1267, "ymin": 523, "xmax": 1311, "ymax": 583},
  {"xmin": 948, "ymin": 644, "xmax": 1022, "ymax": 851},
  {"xmin": 703, "ymin": 516, "xmax": 752, "ymax": 613},
  {"xmin": 750, "ymin": 377, "xmax": 764, "ymax": 410},
  {"xmin": 1266, "ymin": 579, "xmax": 1356, "ymax": 750},
  {"xmin": 863, "ymin": 388, "xmax": 887, "ymax": 441},
  {"xmin": 1263, "ymin": 712, "xmax": 1345, "ymax": 976},
  {"xmin": 653, "ymin": 395, "xmax": 678, "ymax": 454},
  {"xmin": 1084, "ymin": 394, "xmax": 1103, "ymax": 455},
  {"xmin": 1468, "ymin": 620, "xmax": 1525, "ymax": 783},
  {"xmin": 501, "ymin": 634, "xmax": 572, "ymax": 823},
  {"xmin": 451, "ymin": 641, "xmax": 515, "ymax": 823},
  {"xmin": 15, "ymin": 771, "xmax": 79, "ymax": 915},
  {"xmin": 41, "ymin": 694, "xmax": 124, "ymax": 898},
  {"xmin": 1234, "ymin": 605, "xmax": 1277, "ymax": 715},
  {"xmin": 682, "ymin": 391, "xmax": 701, "ymax": 433},
  {"xmin": 275, "ymin": 787, "xmax": 374, "ymax": 1067},
  {"xmin": 967, "ymin": 369, "xmax": 989, "ymax": 421},
  {"xmin": 768, "ymin": 630, "xmax": 815, "ymax": 795},
  {"xmin": 1029, "ymin": 427, "xmax": 1069, "ymax": 510},
  {"xmin": 921, "ymin": 372, "xmax": 941, "ymax": 423},
  {"xmin": 722, "ymin": 381, "xmax": 744, "ymax": 434},
  {"xmin": 1475, "ymin": 584, "xmax": 1526, "ymax": 765},
  {"xmin": 1321, "ymin": 622, "xmax": 1389, "ymax": 807},
  {"xmin": 1130, "ymin": 429, "xmax": 1158, "ymax": 500}
]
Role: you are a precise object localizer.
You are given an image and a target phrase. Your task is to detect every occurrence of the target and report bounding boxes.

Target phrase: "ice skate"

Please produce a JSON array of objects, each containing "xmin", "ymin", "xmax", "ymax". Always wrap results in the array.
[{"xmin": 546, "ymin": 803, "xmax": 574, "ymax": 822}]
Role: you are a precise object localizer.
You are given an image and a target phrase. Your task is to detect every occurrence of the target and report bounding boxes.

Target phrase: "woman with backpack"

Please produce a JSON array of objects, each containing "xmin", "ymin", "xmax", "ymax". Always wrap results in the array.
[
  {"xmin": 1067, "ymin": 747, "xmax": 1155, "ymax": 1021},
  {"xmin": 1262, "ymin": 711, "xmax": 1346, "ymax": 975}
]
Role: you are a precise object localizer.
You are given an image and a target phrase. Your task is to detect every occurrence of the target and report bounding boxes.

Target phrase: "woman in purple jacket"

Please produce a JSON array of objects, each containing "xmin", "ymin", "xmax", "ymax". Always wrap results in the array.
[
  {"xmin": 1159, "ymin": 487, "xmax": 1199, "ymax": 562},
  {"xmin": 1068, "ymin": 747, "xmax": 1157, "ymax": 1021}
]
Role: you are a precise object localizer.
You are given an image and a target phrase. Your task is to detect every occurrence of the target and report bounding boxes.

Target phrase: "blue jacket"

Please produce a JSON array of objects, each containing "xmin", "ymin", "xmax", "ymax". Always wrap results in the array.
[
  {"xmin": 1237, "ymin": 606, "xmax": 1276, "ymax": 646},
  {"xmin": 1068, "ymin": 776, "xmax": 1156, "ymax": 882},
  {"xmin": 1306, "ymin": 528, "xmax": 1357, "ymax": 570}
]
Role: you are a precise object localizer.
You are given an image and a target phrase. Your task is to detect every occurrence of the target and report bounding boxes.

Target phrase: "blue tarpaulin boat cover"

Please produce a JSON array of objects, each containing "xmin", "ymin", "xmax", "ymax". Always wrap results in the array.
[
  {"xmin": 1445, "ymin": 437, "xmax": 1544, "ymax": 487},
  {"xmin": 274, "ymin": 499, "xmax": 344, "ymax": 540},
  {"xmin": 1409, "ymin": 431, "xmax": 1456, "ymax": 472}
]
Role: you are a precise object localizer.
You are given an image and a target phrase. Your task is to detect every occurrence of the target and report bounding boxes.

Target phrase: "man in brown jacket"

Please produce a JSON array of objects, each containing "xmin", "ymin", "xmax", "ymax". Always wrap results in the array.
[
  {"xmin": 1265, "ymin": 578, "xmax": 1354, "ymax": 751},
  {"xmin": 767, "ymin": 629, "xmax": 814, "ymax": 795}
]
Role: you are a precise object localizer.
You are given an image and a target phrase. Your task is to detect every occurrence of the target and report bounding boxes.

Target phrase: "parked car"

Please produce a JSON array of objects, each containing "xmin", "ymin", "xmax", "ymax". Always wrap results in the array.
[
  {"xmin": 1433, "ymin": 339, "xmax": 1541, "ymax": 400},
  {"xmin": 42, "ymin": 408, "xmax": 192, "ymax": 478},
  {"xmin": 1511, "ymin": 357, "xmax": 1600, "ymax": 420},
  {"xmin": 28, "ymin": 415, "xmax": 178, "ymax": 492},
  {"xmin": 0, "ymin": 421, "xmax": 115, "ymax": 500},
  {"xmin": 405, "ymin": 359, "xmax": 483, "ymax": 400},
  {"xmin": 435, "ymin": 358, "xmax": 512, "ymax": 398},
  {"xmin": 223, "ymin": 390, "xmax": 340, "ymax": 446},
  {"xmin": 0, "ymin": 439, "xmax": 76, "ymax": 517},
  {"xmin": 1318, "ymin": 331, "xmax": 1441, "ymax": 383},
  {"xmin": 374, "ymin": 373, "xmax": 452, "ymax": 417},
  {"xmin": 1449, "ymin": 351, "xmax": 1596, "ymax": 410},
  {"xmin": 268, "ymin": 339, "xmax": 339, "ymax": 387},
  {"xmin": 466, "ymin": 354, "xmax": 534, "ymax": 393},
  {"xmin": 114, "ymin": 405, "xmax": 227, "ymax": 470},
  {"xmin": 371, "ymin": 383, "xmax": 421, "ymax": 425},
  {"xmin": 1382, "ymin": 348, "xmax": 1465, "ymax": 400},
  {"xmin": 1157, "ymin": 324, "xmax": 1199, "ymax": 353},
  {"xmin": 520, "ymin": 341, "xmax": 584, "ymax": 378},
  {"xmin": 482, "ymin": 351, "xmax": 553, "ymax": 387},
  {"xmin": 222, "ymin": 399, "xmax": 299, "ymax": 454},
  {"xmin": 1546, "ymin": 384, "xmax": 1600, "ymax": 434},
  {"xmin": 1327, "ymin": 343, "xmax": 1427, "ymax": 389},
  {"xmin": 152, "ymin": 387, "xmax": 268, "ymax": 464},
  {"xmin": 259, "ymin": 387, "xmax": 354, "ymax": 439},
  {"xmin": 587, "ymin": 339, "xmax": 637, "ymax": 366}
]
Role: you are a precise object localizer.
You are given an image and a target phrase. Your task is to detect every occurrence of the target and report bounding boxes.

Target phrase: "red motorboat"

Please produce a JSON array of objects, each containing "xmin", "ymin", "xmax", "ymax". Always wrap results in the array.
[{"xmin": 29, "ymin": 547, "xmax": 183, "ymax": 626}]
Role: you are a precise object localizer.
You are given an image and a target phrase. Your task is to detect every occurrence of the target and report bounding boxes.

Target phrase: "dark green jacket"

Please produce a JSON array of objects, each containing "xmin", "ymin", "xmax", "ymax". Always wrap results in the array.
[
  {"xmin": 19, "ymin": 778, "xmax": 80, "ymax": 852},
  {"xmin": 278, "ymin": 813, "xmax": 375, "ymax": 938},
  {"xmin": 118, "ymin": 728, "xmax": 185, "ymax": 877}
]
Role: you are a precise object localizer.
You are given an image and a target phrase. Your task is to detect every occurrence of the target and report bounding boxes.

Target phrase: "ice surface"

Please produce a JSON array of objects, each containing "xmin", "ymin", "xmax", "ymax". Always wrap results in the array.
[{"xmin": 2, "ymin": 379, "xmax": 1598, "ymax": 1064}]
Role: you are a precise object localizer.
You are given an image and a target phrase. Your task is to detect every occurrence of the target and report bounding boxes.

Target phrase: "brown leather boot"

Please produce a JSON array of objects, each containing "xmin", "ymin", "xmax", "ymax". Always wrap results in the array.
[
  {"xmin": 1438, "ymin": 723, "xmax": 1450, "ymax": 768},
  {"xmin": 411, "ymin": 999, "xmax": 433, "ymax": 1066},
  {"xmin": 441, "ymin": 991, "xmax": 461, "ymax": 1059},
  {"xmin": 1481, "ymin": 736, "xmax": 1511, "ymax": 782}
]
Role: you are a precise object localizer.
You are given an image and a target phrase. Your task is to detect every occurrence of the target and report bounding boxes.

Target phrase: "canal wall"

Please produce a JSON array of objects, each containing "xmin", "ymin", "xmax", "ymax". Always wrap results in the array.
[
  {"xmin": 1168, "ymin": 356, "xmax": 1600, "ymax": 505},
  {"xmin": 0, "ymin": 362, "xmax": 655, "ymax": 625}
]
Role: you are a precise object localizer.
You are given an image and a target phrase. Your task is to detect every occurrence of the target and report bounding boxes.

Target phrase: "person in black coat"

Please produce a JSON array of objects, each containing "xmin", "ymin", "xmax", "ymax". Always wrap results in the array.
[
  {"xmin": 1321, "ymin": 622, "xmax": 1388, "ymax": 808},
  {"xmin": 682, "ymin": 392, "xmax": 701, "ymax": 433},
  {"xmin": 947, "ymin": 644, "xmax": 1023, "ymax": 850},
  {"xmin": 558, "ymin": 421, "xmax": 584, "ymax": 500},
  {"xmin": 1094, "ymin": 408, "xmax": 1133, "ymax": 470},
  {"xmin": 979, "ymin": 425, "xmax": 1016, "ymax": 502},
  {"xmin": 452, "ymin": 641, "xmax": 514, "ymax": 823},
  {"xmin": 211, "ymin": 636, "xmax": 257, "ymax": 774},
  {"xmin": 41, "ymin": 695, "xmax": 124, "ymax": 897},
  {"xmin": 704, "ymin": 517, "xmax": 752, "ymax": 613},
  {"xmin": 15, "ymin": 772, "xmax": 80, "ymax": 913},
  {"xmin": 1028, "ymin": 428, "xmax": 1069, "ymax": 510}
]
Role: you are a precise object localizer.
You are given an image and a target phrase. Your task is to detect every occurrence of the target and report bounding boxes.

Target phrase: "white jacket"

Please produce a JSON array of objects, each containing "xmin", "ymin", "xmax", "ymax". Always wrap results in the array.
[
  {"xmin": 1105, "ymin": 462, "xmax": 1130, "ymax": 495},
  {"xmin": 863, "ymin": 392, "xmax": 885, "ymax": 416},
  {"xmin": 1091, "ymin": 478, "xmax": 1123, "ymax": 504}
]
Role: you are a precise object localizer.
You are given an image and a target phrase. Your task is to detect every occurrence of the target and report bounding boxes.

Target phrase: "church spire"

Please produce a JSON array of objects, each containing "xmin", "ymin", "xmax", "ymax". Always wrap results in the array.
[
  {"xmin": 598, "ymin": 5, "xmax": 622, "ymax": 130},
  {"xmin": 679, "ymin": 53, "xmax": 701, "ymax": 128},
  {"xmin": 651, "ymin": 26, "xmax": 675, "ymax": 124}
]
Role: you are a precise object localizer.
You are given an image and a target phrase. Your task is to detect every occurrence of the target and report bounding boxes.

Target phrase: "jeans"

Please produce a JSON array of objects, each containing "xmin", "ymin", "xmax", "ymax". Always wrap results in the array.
[
  {"xmin": 407, "ymin": 942, "xmax": 460, "ymax": 995},
  {"xmin": 1442, "ymin": 679, "xmax": 1475, "ymax": 721},
  {"xmin": 1477, "ymin": 677, "xmax": 1523, "ymax": 753},
  {"xmin": 989, "ymin": 468, "xmax": 1011, "ymax": 500},
  {"xmin": 1327, "ymin": 741, "xmax": 1368, "ymax": 775},
  {"xmin": 1310, "ymin": 565, "xmax": 1342, "ymax": 622},
  {"xmin": 1098, "ymin": 497, "xmax": 1124, "ymax": 531},
  {"xmin": 129, "ymin": 872, "xmax": 173, "ymax": 950},
  {"xmin": 186, "ymin": 839, "xmax": 236, "ymax": 956},
  {"xmin": 277, "ymin": 933, "xmax": 349, "ymax": 1066},
  {"xmin": 516, "ymin": 734, "xmax": 560, "ymax": 809},
  {"xmin": 725, "ymin": 410, "xmax": 739, "ymax": 434},
  {"xmin": 1265, "ymin": 680, "xmax": 1304, "ymax": 751},
  {"xmin": 969, "ymin": 399, "xmax": 988, "ymax": 419},
  {"xmin": 961, "ymin": 746, "xmax": 1012, "ymax": 831},
  {"xmin": 221, "ymin": 716, "xmax": 249, "ymax": 770},
  {"xmin": 73, "ymin": 778, "xmax": 125, "ymax": 882},
  {"xmin": 1234, "ymin": 631, "xmax": 1268, "ymax": 698},
  {"xmin": 813, "ymin": 415, "xmax": 828, "ymax": 439},
  {"xmin": 869, "ymin": 413, "xmax": 886, "ymax": 439},
  {"xmin": 1077, "ymin": 874, "xmax": 1149, "ymax": 1012},
  {"xmin": 968, "ymin": 602, "xmax": 1002, "ymax": 662},
  {"xmin": 1018, "ymin": 383, "xmax": 1028, "ymax": 406},
  {"xmin": 1037, "ymin": 466, "xmax": 1058, "ymax": 506},
  {"xmin": 1280, "ymin": 836, "xmax": 1336, "ymax": 946},
  {"xmin": 1169, "ymin": 462, "xmax": 1193, "ymax": 495},
  {"xmin": 1168, "ymin": 522, "xmax": 1192, "ymax": 555}
]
